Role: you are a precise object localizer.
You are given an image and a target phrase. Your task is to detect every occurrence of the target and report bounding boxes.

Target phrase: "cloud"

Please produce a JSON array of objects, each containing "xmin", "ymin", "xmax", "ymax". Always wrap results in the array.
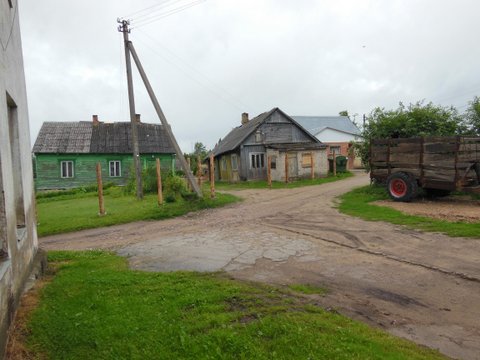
[{"xmin": 19, "ymin": 0, "xmax": 480, "ymax": 152}]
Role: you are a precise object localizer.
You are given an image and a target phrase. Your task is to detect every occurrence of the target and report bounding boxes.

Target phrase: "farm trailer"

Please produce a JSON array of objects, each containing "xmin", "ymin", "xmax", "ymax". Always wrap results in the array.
[{"xmin": 370, "ymin": 136, "xmax": 480, "ymax": 201}]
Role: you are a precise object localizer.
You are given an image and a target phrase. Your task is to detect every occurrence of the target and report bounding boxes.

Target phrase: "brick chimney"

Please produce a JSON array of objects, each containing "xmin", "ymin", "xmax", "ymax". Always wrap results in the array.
[
  {"xmin": 92, "ymin": 115, "xmax": 99, "ymax": 126},
  {"xmin": 135, "ymin": 114, "xmax": 141, "ymax": 123},
  {"xmin": 241, "ymin": 112, "xmax": 249, "ymax": 125}
]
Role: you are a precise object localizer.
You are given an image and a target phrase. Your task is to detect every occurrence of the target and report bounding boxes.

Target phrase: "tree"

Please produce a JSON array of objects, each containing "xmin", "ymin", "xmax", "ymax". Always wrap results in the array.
[
  {"xmin": 193, "ymin": 142, "xmax": 208, "ymax": 158},
  {"xmin": 465, "ymin": 96, "xmax": 480, "ymax": 135},
  {"xmin": 339, "ymin": 110, "xmax": 349, "ymax": 117},
  {"xmin": 185, "ymin": 142, "xmax": 209, "ymax": 174},
  {"xmin": 356, "ymin": 101, "xmax": 467, "ymax": 169}
]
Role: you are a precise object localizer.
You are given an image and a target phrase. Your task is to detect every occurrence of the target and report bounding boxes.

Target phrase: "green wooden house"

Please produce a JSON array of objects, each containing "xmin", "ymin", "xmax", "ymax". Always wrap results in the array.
[{"xmin": 32, "ymin": 116, "xmax": 176, "ymax": 190}]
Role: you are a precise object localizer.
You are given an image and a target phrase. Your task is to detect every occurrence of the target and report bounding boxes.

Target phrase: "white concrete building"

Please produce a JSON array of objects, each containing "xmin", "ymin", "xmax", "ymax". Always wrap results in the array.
[{"xmin": 1, "ymin": 0, "xmax": 42, "ymax": 356}]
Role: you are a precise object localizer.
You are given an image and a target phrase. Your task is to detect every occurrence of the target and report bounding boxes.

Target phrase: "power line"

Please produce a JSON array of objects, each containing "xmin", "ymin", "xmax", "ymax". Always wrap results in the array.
[
  {"xmin": 121, "ymin": 0, "xmax": 184, "ymax": 21},
  {"xmin": 0, "ymin": 1, "xmax": 18, "ymax": 51},
  {"xmin": 136, "ymin": 28, "xmax": 251, "ymax": 109},
  {"xmin": 134, "ymin": 34, "xmax": 249, "ymax": 111},
  {"xmin": 132, "ymin": 0, "xmax": 206, "ymax": 29}
]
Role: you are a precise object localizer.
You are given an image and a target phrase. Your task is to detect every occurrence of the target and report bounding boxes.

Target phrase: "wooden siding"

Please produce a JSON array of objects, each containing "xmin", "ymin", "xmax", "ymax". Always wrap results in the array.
[
  {"xmin": 217, "ymin": 153, "xmax": 240, "ymax": 182},
  {"xmin": 35, "ymin": 153, "xmax": 175, "ymax": 190}
]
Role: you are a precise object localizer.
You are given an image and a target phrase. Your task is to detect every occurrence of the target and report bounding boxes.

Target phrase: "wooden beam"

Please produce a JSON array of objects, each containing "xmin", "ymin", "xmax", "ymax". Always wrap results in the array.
[
  {"xmin": 127, "ymin": 41, "xmax": 202, "ymax": 197},
  {"xmin": 96, "ymin": 163, "xmax": 105, "ymax": 216},
  {"xmin": 156, "ymin": 158, "xmax": 163, "ymax": 205},
  {"xmin": 209, "ymin": 153, "xmax": 215, "ymax": 199},
  {"xmin": 267, "ymin": 155, "xmax": 272, "ymax": 189}
]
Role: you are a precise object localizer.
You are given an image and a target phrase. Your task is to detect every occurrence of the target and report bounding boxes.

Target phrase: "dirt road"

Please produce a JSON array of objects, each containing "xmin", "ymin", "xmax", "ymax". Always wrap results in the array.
[{"xmin": 41, "ymin": 172, "xmax": 480, "ymax": 360}]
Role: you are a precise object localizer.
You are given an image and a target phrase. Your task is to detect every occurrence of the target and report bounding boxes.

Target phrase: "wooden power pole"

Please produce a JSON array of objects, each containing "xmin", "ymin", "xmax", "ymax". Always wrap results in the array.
[
  {"xmin": 127, "ymin": 41, "xmax": 202, "ymax": 197},
  {"xmin": 117, "ymin": 19, "xmax": 202, "ymax": 197},
  {"xmin": 118, "ymin": 19, "xmax": 143, "ymax": 200}
]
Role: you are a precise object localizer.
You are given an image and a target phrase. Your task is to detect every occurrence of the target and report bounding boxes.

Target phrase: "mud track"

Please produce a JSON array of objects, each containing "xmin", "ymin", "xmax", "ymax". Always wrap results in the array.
[{"xmin": 41, "ymin": 172, "xmax": 480, "ymax": 360}]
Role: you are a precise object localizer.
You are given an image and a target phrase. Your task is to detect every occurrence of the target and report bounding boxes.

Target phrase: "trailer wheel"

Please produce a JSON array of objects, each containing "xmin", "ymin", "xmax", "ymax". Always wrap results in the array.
[{"xmin": 387, "ymin": 172, "xmax": 418, "ymax": 202}]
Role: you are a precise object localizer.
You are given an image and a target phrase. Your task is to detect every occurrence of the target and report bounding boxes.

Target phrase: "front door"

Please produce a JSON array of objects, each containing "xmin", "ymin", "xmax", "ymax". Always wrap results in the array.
[{"xmin": 249, "ymin": 152, "xmax": 266, "ymax": 179}]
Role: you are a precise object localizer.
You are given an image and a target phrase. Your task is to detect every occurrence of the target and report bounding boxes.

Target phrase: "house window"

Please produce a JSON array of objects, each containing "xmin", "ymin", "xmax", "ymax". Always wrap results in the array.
[
  {"xmin": 231, "ymin": 154, "xmax": 238, "ymax": 171},
  {"xmin": 109, "ymin": 160, "xmax": 121, "ymax": 177},
  {"xmin": 61, "ymin": 161, "xmax": 74, "ymax": 178},
  {"xmin": 302, "ymin": 153, "xmax": 312, "ymax": 168},
  {"xmin": 330, "ymin": 146, "xmax": 341, "ymax": 155},
  {"xmin": 0, "ymin": 155, "xmax": 7, "ymax": 260},
  {"xmin": 271, "ymin": 155, "xmax": 277, "ymax": 169},
  {"xmin": 220, "ymin": 157, "xmax": 227, "ymax": 171},
  {"xmin": 7, "ymin": 93, "xmax": 26, "ymax": 229},
  {"xmin": 255, "ymin": 131, "xmax": 262, "ymax": 143},
  {"xmin": 250, "ymin": 153, "xmax": 265, "ymax": 169}
]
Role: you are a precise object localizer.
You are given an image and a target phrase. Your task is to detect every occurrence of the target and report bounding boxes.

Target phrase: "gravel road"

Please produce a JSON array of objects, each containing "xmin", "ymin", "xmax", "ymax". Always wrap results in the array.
[{"xmin": 40, "ymin": 172, "xmax": 480, "ymax": 360}]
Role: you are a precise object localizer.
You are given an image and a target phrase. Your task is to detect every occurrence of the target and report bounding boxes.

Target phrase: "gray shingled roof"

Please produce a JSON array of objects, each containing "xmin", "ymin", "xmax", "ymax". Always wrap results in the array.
[
  {"xmin": 292, "ymin": 116, "xmax": 361, "ymax": 136},
  {"xmin": 33, "ymin": 121, "xmax": 175, "ymax": 154},
  {"xmin": 211, "ymin": 108, "xmax": 277, "ymax": 156},
  {"xmin": 212, "ymin": 108, "xmax": 319, "ymax": 157}
]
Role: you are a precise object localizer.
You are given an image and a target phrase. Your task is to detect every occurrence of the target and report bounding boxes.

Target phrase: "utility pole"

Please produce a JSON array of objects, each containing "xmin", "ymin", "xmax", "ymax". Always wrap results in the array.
[
  {"xmin": 118, "ymin": 19, "xmax": 143, "ymax": 200},
  {"xmin": 127, "ymin": 40, "xmax": 202, "ymax": 196}
]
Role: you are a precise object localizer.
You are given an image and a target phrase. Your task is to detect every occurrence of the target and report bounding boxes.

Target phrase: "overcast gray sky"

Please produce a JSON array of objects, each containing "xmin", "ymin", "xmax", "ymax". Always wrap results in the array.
[{"xmin": 19, "ymin": 0, "xmax": 480, "ymax": 152}]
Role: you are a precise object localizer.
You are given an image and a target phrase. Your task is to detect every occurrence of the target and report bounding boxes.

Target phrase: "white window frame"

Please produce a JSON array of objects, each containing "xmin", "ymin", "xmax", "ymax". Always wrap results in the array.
[
  {"xmin": 109, "ymin": 160, "xmax": 122, "ymax": 177},
  {"xmin": 60, "ymin": 161, "xmax": 74, "ymax": 178},
  {"xmin": 250, "ymin": 152, "xmax": 266, "ymax": 169}
]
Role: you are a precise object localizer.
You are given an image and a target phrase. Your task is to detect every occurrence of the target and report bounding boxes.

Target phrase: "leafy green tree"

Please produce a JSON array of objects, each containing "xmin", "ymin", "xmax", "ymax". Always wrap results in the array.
[
  {"xmin": 185, "ymin": 142, "xmax": 209, "ymax": 174},
  {"xmin": 339, "ymin": 110, "xmax": 349, "ymax": 117},
  {"xmin": 356, "ymin": 101, "xmax": 467, "ymax": 169},
  {"xmin": 465, "ymin": 96, "xmax": 480, "ymax": 135}
]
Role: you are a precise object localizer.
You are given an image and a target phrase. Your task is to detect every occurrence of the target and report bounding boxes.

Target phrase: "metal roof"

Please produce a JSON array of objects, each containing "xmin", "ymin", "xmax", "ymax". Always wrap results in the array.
[
  {"xmin": 33, "ymin": 121, "xmax": 175, "ymax": 154},
  {"xmin": 292, "ymin": 116, "xmax": 361, "ymax": 136}
]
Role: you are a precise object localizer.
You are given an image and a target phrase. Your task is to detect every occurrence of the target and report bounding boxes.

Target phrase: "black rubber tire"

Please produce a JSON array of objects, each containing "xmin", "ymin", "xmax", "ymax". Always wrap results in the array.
[
  {"xmin": 386, "ymin": 172, "xmax": 418, "ymax": 202},
  {"xmin": 424, "ymin": 188, "xmax": 451, "ymax": 198}
]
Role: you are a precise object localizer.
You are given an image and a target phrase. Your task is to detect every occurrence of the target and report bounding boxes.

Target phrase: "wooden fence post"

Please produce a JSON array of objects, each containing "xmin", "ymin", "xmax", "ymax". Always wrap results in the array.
[
  {"xmin": 333, "ymin": 151, "xmax": 337, "ymax": 176},
  {"xmin": 285, "ymin": 152, "xmax": 289, "ymax": 184},
  {"xmin": 310, "ymin": 151, "xmax": 315, "ymax": 180},
  {"xmin": 209, "ymin": 153, "xmax": 215, "ymax": 199},
  {"xmin": 197, "ymin": 155, "xmax": 202, "ymax": 187},
  {"xmin": 156, "ymin": 158, "xmax": 163, "ymax": 205},
  {"xmin": 267, "ymin": 155, "xmax": 272, "ymax": 189},
  {"xmin": 96, "ymin": 163, "xmax": 105, "ymax": 216}
]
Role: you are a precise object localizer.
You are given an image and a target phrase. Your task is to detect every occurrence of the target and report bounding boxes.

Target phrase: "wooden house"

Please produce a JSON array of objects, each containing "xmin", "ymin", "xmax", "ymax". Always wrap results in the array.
[
  {"xmin": 211, "ymin": 108, "xmax": 328, "ymax": 182},
  {"xmin": 33, "ymin": 115, "xmax": 176, "ymax": 190}
]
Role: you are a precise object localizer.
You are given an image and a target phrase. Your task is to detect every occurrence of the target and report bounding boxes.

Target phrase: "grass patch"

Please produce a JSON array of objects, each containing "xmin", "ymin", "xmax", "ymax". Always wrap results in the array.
[
  {"xmin": 22, "ymin": 251, "xmax": 445, "ymax": 359},
  {"xmin": 338, "ymin": 185, "xmax": 480, "ymax": 238},
  {"xmin": 288, "ymin": 283, "xmax": 328, "ymax": 295},
  {"xmin": 213, "ymin": 172, "xmax": 353, "ymax": 191},
  {"xmin": 37, "ymin": 187, "xmax": 240, "ymax": 237}
]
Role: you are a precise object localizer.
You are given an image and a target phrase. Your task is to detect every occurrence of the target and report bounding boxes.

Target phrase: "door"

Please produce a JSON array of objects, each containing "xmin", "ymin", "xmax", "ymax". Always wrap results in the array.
[
  {"xmin": 287, "ymin": 153, "xmax": 298, "ymax": 180},
  {"xmin": 249, "ymin": 152, "xmax": 266, "ymax": 180}
]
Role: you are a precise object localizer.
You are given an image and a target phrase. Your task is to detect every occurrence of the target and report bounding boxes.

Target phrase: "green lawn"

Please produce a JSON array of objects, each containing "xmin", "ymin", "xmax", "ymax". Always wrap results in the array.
[
  {"xmin": 212, "ymin": 172, "xmax": 353, "ymax": 190},
  {"xmin": 36, "ymin": 187, "xmax": 240, "ymax": 237},
  {"xmin": 338, "ymin": 185, "xmax": 480, "ymax": 239},
  {"xmin": 25, "ymin": 251, "xmax": 445, "ymax": 359}
]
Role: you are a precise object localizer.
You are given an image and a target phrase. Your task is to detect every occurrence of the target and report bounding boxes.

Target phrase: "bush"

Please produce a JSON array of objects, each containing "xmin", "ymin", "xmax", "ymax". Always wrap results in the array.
[{"xmin": 164, "ymin": 175, "xmax": 187, "ymax": 199}]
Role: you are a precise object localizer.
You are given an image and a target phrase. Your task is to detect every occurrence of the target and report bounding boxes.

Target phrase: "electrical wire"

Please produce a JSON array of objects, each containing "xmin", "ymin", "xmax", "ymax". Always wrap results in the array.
[
  {"xmin": 136, "ymin": 28, "xmax": 251, "ymax": 110},
  {"xmin": 132, "ymin": 0, "xmax": 206, "ymax": 29},
  {"xmin": 0, "ymin": 1, "xmax": 18, "ymax": 51},
  {"xmin": 120, "ymin": 0, "xmax": 184, "ymax": 21},
  {"xmin": 134, "ymin": 35, "xmax": 249, "ymax": 111}
]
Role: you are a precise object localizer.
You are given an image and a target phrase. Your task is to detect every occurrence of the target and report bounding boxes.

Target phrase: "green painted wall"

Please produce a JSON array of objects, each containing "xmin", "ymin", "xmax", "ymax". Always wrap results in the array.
[{"xmin": 34, "ymin": 153, "xmax": 175, "ymax": 190}]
